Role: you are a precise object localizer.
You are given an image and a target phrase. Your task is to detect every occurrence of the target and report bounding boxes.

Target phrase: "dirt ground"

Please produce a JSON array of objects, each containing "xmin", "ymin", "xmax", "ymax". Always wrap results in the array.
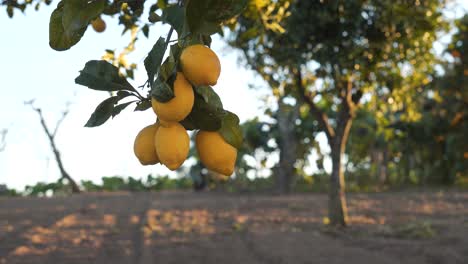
[{"xmin": 0, "ymin": 191, "xmax": 467, "ymax": 264}]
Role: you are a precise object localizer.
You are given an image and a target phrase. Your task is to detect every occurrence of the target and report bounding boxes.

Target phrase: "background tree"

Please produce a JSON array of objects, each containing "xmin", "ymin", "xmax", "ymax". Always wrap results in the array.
[
  {"xmin": 228, "ymin": 0, "xmax": 446, "ymax": 226},
  {"xmin": 25, "ymin": 100, "xmax": 80, "ymax": 193},
  {"xmin": 386, "ymin": 14, "xmax": 467, "ymax": 185}
]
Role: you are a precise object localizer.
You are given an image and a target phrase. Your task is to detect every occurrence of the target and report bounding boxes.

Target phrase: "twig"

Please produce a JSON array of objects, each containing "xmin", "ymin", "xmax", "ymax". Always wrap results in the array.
[
  {"xmin": 0, "ymin": 129, "xmax": 7, "ymax": 152},
  {"xmin": 148, "ymin": 0, "xmax": 183, "ymax": 90},
  {"xmin": 24, "ymin": 100, "xmax": 80, "ymax": 193},
  {"xmin": 158, "ymin": 27, "xmax": 175, "ymax": 77},
  {"xmin": 295, "ymin": 66, "xmax": 336, "ymax": 140},
  {"xmin": 53, "ymin": 110, "xmax": 69, "ymax": 138}
]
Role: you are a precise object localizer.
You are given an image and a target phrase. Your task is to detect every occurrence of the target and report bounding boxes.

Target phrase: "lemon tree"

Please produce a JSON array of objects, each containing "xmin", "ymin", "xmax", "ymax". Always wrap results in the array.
[{"xmin": 36, "ymin": 0, "xmax": 247, "ymax": 174}]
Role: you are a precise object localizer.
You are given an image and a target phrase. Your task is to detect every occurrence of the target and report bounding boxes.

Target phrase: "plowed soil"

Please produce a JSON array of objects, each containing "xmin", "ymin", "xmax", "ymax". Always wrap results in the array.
[{"xmin": 1, "ymin": 191, "xmax": 467, "ymax": 264}]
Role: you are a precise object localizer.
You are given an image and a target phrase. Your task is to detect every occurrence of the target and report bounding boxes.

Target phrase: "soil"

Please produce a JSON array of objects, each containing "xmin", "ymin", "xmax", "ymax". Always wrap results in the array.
[{"xmin": 0, "ymin": 191, "xmax": 467, "ymax": 264}]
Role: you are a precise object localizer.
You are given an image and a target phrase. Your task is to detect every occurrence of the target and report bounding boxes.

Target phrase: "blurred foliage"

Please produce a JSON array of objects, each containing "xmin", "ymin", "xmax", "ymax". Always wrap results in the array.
[
  {"xmin": 24, "ymin": 178, "xmax": 72, "ymax": 196},
  {"xmin": 18, "ymin": 175, "xmax": 192, "ymax": 196},
  {"xmin": 225, "ymin": 0, "xmax": 448, "ymax": 200},
  {"xmin": 346, "ymin": 14, "xmax": 467, "ymax": 187},
  {"xmin": 82, "ymin": 175, "xmax": 193, "ymax": 192},
  {"xmin": 228, "ymin": 0, "xmax": 447, "ymax": 117},
  {"xmin": 0, "ymin": 184, "xmax": 19, "ymax": 196}
]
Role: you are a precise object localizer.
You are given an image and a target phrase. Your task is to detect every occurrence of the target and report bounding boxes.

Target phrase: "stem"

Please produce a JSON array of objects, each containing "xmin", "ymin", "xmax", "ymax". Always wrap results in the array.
[
  {"xmin": 138, "ymin": 80, "xmax": 149, "ymax": 89},
  {"xmin": 147, "ymin": 0, "xmax": 182, "ymax": 94},
  {"xmin": 161, "ymin": 27, "xmax": 175, "ymax": 68},
  {"xmin": 133, "ymin": 88, "xmax": 145, "ymax": 100}
]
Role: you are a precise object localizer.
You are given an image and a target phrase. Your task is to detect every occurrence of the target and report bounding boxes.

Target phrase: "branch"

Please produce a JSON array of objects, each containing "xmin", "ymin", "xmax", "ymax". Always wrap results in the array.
[
  {"xmin": 25, "ymin": 100, "xmax": 80, "ymax": 193},
  {"xmin": 0, "ymin": 129, "xmax": 7, "ymax": 152},
  {"xmin": 26, "ymin": 103, "xmax": 55, "ymax": 143},
  {"xmin": 295, "ymin": 67, "xmax": 336, "ymax": 140},
  {"xmin": 340, "ymin": 77, "xmax": 362, "ymax": 121},
  {"xmin": 53, "ymin": 109, "xmax": 69, "ymax": 138},
  {"xmin": 335, "ymin": 77, "xmax": 362, "ymax": 144}
]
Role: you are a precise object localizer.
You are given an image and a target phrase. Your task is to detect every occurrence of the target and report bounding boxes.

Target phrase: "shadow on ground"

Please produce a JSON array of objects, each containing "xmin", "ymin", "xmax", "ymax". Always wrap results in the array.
[{"xmin": 1, "ymin": 191, "xmax": 467, "ymax": 264}]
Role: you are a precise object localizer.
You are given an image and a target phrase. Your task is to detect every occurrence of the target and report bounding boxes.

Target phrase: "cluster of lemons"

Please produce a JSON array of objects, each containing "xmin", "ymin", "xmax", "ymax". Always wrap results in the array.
[{"xmin": 133, "ymin": 45, "xmax": 237, "ymax": 175}]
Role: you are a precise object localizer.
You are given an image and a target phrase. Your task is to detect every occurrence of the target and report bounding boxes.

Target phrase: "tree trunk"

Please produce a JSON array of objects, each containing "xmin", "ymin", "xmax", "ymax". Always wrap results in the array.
[
  {"xmin": 380, "ymin": 148, "xmax": 388, "ymax": 185},
  {"xmin": 276, "ymin": 100, "xmax": 299, "ymax": 194},
  {"xmin": 49, "ymin": 140, "xmax": 80, "ymax": 193},
  {"xmin": 328, "ymin": 118, "xmax": 352, "ymax": 227},
  {"xmin": 30, "ymin": 106, "xmax": 80, "ymax": 193},
  {"xmin": 295, "ymin": 69, "xmax": 359, "ymax": 227}
]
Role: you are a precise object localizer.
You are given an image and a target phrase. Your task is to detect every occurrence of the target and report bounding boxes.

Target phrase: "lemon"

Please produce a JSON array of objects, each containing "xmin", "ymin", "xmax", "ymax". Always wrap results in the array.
[
  {"xmin": 134, "ymin": 123, "xmax": 160, "ymax": 165},
  {"xmin": 180, "ymin": 44, "xmax": 221, "ymax": 86},
  {"xmin": 155, "ymin": 122, "xmax": 190, "ymax": 170},
  {"xmin": 195, "ymin": 131, "xmax": 237, "ymax": 175},
  {"xmin": 152, "ymin": 72, "xmax": 194, "ymax": 122},
  {"xmin": 91, "ymin": 17, "xmax": 106, "ymax": 33}
]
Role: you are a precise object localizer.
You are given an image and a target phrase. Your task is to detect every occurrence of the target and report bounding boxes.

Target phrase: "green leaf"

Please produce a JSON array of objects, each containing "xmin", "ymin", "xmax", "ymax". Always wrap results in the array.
[
  {"xmin": 189, "ymin": 20, "xmax": 220, "ymax": 35},
  {"xmin": 142, "ymin": 24, "xmax": 150, "ymax": 37},
  {"xmin": 134, "ymin": 100, "xmax": 152, "ymax": 111},
  {"xmin": 181, "ymin": 93, "xmax": 225, "ymax": 131},
  {"xmin": 169, "ymin": 43, "xmax": 182, "ymax": 63},
  {"xmin": 151, "ymin": 77, "xmax": 175, "ymax": 103},
  {"xmin": 49, "ymin": 2, "xmax": 86, "ymax": 51},
  {"xmin": 62, "ymin": 0, "xmax": 105, "ymax": 33},
  {"xmin": 116, "ymin": 90, "xmax": 133, "ymax": 99},
  {"xmin": 184, "ymin": 34, "xmax": 212, "ymax": 46},
  {"xmin": 157, "ymin": 0, "xmax": 167, "ymax": 9},
  {"xmin": 218, "ymin": 111, "xmax": 243, "ymax": 149},
  {"xmin": 7, "ymin": 6, "xmax": 13, "ymax": 18},
  {"xmin": 144, "ymin": 37, "xmax": 166, "ymax": 84},
  {"xmin": 49, "ymin": 0, "xmax": 105, "ymax": 51},
  {"xmin": 85, "ymin": 96, "xmax": 119, "ymax": 127},
  {"xmin": 75, "ymin": 60, "xmax": 136, "ymax": 92},
  {"xmin": 112, "ymin": 101, "xmax": 135, "ymax": 117},
  {"xmin": 159, "ymin": 57, "xmax": 177, "ymax": 81},
  {"xmin": 161, "ymin": 5, "xmax": 185, "ymax": 35},
  {"xmin": 149, "ymin": 12, "xmax": 161, "ymax": 23},
  {"xmin": 126, "ymin": 69, "xmax": 134, "ymax": 79},
  {"xmin": 186, "ymin": 0, "xmax": 248, "ymax": 35},
  {"xmin": 205, "ymin": 0, "xmax": 249, "ymax": 21},
  {"xmin": 193, "ymin": 86, "xmax": 223, "ymax": 109}
]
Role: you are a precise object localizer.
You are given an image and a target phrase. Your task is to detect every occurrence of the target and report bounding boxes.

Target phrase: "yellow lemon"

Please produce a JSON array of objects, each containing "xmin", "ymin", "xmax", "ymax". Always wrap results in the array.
[
  {"xmin": 134, "ymin": 123, "xmax": 160, "ymax": 165},
  {"xmin": 180, "ymin": 44, "xmax": 221, "ymax": 86},
  {"xmin": 155, "ymin": 122, "xmax": 190, "ymax": 170},
  {"xmin": 152, "ymin": 72, "xmax": 194, "ymax": 122},
  {"xmin": 91, "ymin": 17, "xmax": 106, "ymax": 33},
  {"xmin": 195, "ymin": 131, "xmax": 237, "ymax": 175}
]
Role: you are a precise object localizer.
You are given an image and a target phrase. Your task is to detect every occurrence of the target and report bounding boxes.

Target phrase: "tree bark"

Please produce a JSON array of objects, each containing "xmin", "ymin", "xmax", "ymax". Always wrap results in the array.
[
  {"xmin": 380, "ymin": 148, "xmax": 388, "ymax": 185},
  {"xmin": 47, "ymin": 131, "xmax": 80, "ymax": 193},
  {"xmin": 294, "ymin": 68, "xmax": 361, "ymax": 227},
  {"xmin": 276, "ymin": 99, "xmax": 299, "ymax": 193},
  {"xmin": 328, "ymin": 117, "xmax": 352, "ymax": 226}
]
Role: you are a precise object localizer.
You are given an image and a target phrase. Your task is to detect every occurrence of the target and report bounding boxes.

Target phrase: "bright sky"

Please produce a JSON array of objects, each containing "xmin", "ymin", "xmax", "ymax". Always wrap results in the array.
[
  {"xmin": 0, "ymin": 2, "xmax": 466, "ymax": 191},
  {"xmin": 0, "ymin": 4, "xmax": 271, "ymax": 190}
]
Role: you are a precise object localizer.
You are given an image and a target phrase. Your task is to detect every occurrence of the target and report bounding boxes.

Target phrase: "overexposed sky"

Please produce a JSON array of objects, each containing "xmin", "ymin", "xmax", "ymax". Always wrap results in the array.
[{"xmin": 0, "ymin": 4, "xmax": 269, "ymax": 190}]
